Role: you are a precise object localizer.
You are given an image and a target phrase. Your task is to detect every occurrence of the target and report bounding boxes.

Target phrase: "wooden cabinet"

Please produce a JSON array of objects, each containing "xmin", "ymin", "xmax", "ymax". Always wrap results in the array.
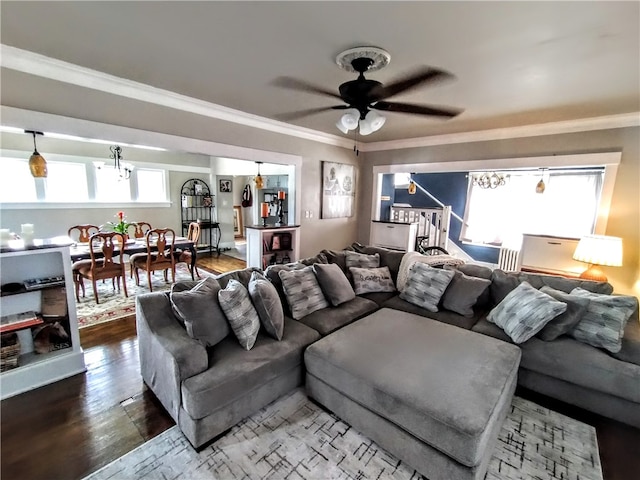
[
  {"xmin": 246, "ymin": 225, "xmax": 300, "ymax": 269},
  {"xmin": 0, "ymin": 242, "xmax": 85, "ymax": 399},
  {"xmin": 370, "ymin": 221, "xmax": 418, "ymax": 252}
]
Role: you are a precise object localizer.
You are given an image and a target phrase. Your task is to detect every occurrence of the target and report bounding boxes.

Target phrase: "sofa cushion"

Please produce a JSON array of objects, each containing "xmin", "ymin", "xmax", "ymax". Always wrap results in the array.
[
  {"xmin": 349, "ymin": 266, "xmax": 396, "ymax": 295},
  {"xmin": 441, "ymin": 270, "xmax": 491, "ymax": 318},
  {"xmin": 218, "ymin": 279, "xmax": 261, "ymax": 350},
  {"xmin": 313, "ymin": 262, "xmax": 355, "ymax": 306},
  {"xmin": 518, "ymin": 335, "xmax": 640, "ymax": 403},
  {"xmin": 320, "ymin": 249, "xmax": 348, "ymax": 273},
  {"xmin": 357, "ymin": 246, "xmax": 406, "ymax": 284},
  {"xmin": 181, "ymin": 318, "xmax": 320, "ymax": 419},
  {"xmin": 248, "ymin": 271, "xmax": 284, "ymax": 341},
  {"xmin": 264, "ymin": 263, "xmax": 306, "ymax": 317},
  {"xmin": 279, "ymin": 266, "xmax": 329, "ymax": 320},
  {"xmin": 536, "ymin": 286, "xmax": 590, "ymax": 341},
  {"xmin": 214, "ymin": 267, "xmax": 263, "ymax": 289},
  {"xmin": 382, "ymin": 295, "xmax": 481, "ymax": 330},
  {"xmin": 295, "ymin": 296, "xmax": 378, "ymax": 336},
  {"xmin": 487, "ymin": 282, "xmax": 567, "ymax": 344},
  {"xmin": 345, "ymin": 250, "xmax": 380, "ymax": 269},
  {"xmin": 569, "ymin": 288, "xmax": 638, "ymax": 353},
  {"xmin": 169, "ymin": 277, "xmax": 230, "ymax": 347},
  {"xmin": 490, "ymin": 269, "xmax": 613, "ymax": 306},
  {"xmin": 447, "ymin": 263, "xmax": 493, "ymax": 310},
  {"xmin": 612, "ymin": 315, "xmax": 640, "ymax": 366},
  {"xmin": 359, "ymin": 291, "xmax": 398, "ymax": 306},
  {"xmin": 298, "ymin": 252, "xmax": 329, "ymax": 266},
  {"xmin": 471, "ymin": 317, "xmax": 514, "ymax": 344},
  {"xmin": 399, "ymin": 262, "xmax": 455, "ymax": 312}
]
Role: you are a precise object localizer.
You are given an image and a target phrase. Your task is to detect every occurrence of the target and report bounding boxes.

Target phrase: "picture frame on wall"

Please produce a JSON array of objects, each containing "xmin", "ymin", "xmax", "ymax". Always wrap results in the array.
[
  {"xmin": 233, "ymin": 205, "xmax": 243, "ymax": 237},
  {"xmin": 219, "ymin": 179, "xmax": 232, "ymax": 193},
  {"xmin": 321, "ymin": 161, "xmax": 356, "ymax": 219}
]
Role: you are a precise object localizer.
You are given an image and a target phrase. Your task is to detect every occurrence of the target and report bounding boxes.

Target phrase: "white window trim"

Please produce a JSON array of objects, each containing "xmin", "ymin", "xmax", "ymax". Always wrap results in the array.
[{"xmin": 371, "ymin": 152, "xmax": 621, "ymax": 236}]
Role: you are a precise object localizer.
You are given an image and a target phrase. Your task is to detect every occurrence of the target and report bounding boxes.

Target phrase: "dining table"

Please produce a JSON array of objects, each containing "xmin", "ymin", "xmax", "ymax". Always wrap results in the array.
[{"xmin": 68, "ymin": 236, "xmax": 198, "ymax": 280}]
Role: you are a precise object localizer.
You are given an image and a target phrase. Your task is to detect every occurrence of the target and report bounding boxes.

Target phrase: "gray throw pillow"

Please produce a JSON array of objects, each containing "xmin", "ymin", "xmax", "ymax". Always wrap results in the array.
[
  {"xmin": 279, "ymin": 266, "xmax": 329, "ymax": 320},
  {"xmin": 441, "ymin": 270, "xmax": 491, "ymax": 317},
  {"xmin": 345, "ymin": 250, "xmax": 380, "ymax": 269},
  {"xmin": 248, "ymin": 271, "xmax": 284, "ymax": 340},
  {"xmin": 170, "ymin": 277, "xmax": 230, "ymax": 347},
  {"xmin": 218, "ymin": 279, "xmax": 261, "ymax": 350},
  {"xmin": 569, "ymin": 287, "xmax": 638, "ymax": 353},
  {"xmin": 487, "ymin": 281, "xmax": 567, "ymax": 344},
  {"xmin": 399, "ymin": 262, "xmax": 455, "ymax": 312},
  {"xmin": 313, "ymin": 263, "xmax": 355, "ymax": 306},
  {"xmin": 537, "ymin": 286, "xmax": 590, "ymax": 341},
  {"xmin": 349, "ymin": 266, "xmax": 396, "ymax": 295}
]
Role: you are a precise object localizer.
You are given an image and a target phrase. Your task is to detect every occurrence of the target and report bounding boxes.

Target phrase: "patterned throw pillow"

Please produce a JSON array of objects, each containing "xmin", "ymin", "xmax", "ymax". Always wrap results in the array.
[
  {"xmin": 248, "ymin": 271, "xmax": 284, "ymax": 341},
  {"xmin": 313, "ymin": 263, "xmax": 356, "ymax": 306},
  {"xmin": 279, "ymin": 266, "xmax": 329, "ymax": 320},
  {"xmin": 170, "ymin": 277, "xmax": 230, "ymax": 347},
  {"xmin": 569, "ymin": 287, "xmax": 638, "ymax": 353},
  {"xmin": 487, "ymin": 282, "xmax": 567, "ymax": 344},
  {"xmin": 218, "ymin": 279, "xmax": 261, "ymax": 350},
  {"xmin": 349, "ymin": 266, "xmax": 396, "ymax": 295},
  {"xmin": 399, "ymin": 262, "xmax": 455, "ymax": 312},
  {"xmin": 345, "ymin": 250, "xmax": 380, "ymax": 269}
]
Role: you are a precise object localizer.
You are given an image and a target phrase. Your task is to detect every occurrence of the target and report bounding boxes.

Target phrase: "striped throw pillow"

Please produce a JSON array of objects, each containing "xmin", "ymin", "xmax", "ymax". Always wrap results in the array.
[
  {"xmin": 399, "ymin": 262, "xmax": 455, "ymax": 312},
  {"xmin": 218, "ymin": 279, "xmax": 261, "ymax": 350},
  {"xmin": 279, "ymin": 266, "xmax": 329, "ymax": 320}
]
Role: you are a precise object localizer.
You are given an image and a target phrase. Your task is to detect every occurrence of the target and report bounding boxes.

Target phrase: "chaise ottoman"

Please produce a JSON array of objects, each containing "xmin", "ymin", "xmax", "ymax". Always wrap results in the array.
[{"xmin": 305, "ymin": 308, "xmax": 521, "ymax": 480}]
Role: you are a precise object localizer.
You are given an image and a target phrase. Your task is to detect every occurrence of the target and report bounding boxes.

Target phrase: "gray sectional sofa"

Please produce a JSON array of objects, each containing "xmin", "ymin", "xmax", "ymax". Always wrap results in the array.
[{"xmin": 136, "ymin": 244, "xmax": 640, "ymax": 469}]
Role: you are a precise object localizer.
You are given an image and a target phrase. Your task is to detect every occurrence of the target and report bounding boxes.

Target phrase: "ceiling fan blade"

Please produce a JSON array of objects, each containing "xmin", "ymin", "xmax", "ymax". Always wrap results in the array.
[
  {"xmin": 272, "ymin": 76, "xmax": 343, "ymax": 100},
  {"xmin": 274, "ymin": 105, "xmax": 348, "ymax": 121},
  {"xmin": 372, "ymin": 67, "xmax": 455, "ymax": 101},
  {"xmin": 372, "ymin": 101, "xmax": 463, "ymax": 118}
]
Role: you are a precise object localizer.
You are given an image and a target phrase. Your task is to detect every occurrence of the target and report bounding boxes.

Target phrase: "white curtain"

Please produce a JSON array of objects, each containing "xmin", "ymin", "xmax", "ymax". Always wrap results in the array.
[{"xmin": 461, "ymin": 170, "xmax": 603, "ymax": 247}]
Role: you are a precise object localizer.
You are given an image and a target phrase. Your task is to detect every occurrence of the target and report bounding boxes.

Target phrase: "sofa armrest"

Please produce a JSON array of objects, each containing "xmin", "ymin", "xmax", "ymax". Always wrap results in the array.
[{"xmin": 136, "ymin": 292, "xmax": 208, "ymax": 421}]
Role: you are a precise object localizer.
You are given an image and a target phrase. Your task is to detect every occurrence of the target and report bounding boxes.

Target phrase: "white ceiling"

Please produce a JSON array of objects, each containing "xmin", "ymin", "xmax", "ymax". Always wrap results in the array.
[{"xmin": 1, "ymin": 1, "xmax": 638, "ymax": 143}]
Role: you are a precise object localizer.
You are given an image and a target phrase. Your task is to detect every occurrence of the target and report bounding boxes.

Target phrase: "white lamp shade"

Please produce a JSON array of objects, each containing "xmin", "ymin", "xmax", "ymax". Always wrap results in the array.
[
  {"xmin": 335, "ymin": 120, "xmax": 349, "ymax": 134},
  {"xmin": 337, "ymin": 108, "xmax": 360, "ymax": 133},
  {"xmin": 358, "ymin": 120, "xmax": 373, "ymax": 135},
  {"xmin": 366, "ymin": 110, "xmax": 386, "ymax": 132},
  {"xmin": 572, "ymin": 235, "xmax": 623, "ymax": 267}
]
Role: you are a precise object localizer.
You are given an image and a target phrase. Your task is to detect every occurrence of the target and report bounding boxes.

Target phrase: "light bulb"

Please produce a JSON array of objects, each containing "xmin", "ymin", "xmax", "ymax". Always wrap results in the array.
[{"xmin": 366, "ymin": 110, "xmax": 386, "ymax": 132}]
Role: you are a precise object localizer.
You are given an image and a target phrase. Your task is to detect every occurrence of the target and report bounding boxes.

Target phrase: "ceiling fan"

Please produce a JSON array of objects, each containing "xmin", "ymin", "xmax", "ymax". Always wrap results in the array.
[{"xmin": 273, "ymin": 47, "xmax": 463, "ymax": 136}]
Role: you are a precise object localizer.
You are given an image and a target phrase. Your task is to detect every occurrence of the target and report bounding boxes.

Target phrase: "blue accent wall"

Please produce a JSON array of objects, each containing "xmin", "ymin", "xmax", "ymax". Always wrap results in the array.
[
  {"xmin": 387, "ymin": 172, "xmax": 499, "ymax": 263},
  {"xmin": 380, "ymin": 174, "xmax": 395, "ymax": 222}
]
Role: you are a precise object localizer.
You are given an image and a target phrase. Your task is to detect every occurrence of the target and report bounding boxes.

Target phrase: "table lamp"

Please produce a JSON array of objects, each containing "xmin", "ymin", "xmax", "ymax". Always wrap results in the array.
[{"xmin": 572, "ymin": 235, "xmax": 622, "ymax": 282}]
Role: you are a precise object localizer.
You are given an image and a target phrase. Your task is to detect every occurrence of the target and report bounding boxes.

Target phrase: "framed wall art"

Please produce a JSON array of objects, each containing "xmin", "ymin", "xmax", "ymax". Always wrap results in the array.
[
  {"xmin": 321, "ymin": 161, "xmax": 355, "ymax": 219},
  {"xmin": 219, "ymin": 179, "xmax": 232, "ymax": 193}
]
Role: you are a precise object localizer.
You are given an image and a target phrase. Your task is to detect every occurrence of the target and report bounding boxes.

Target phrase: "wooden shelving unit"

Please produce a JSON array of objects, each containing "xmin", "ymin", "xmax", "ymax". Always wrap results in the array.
[{"xmin": 245, "ymin": 225, "xmax": 300, "ymax": 269}]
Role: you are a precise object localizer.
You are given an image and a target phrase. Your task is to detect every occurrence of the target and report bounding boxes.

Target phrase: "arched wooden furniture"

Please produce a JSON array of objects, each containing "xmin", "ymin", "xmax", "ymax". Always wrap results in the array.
[
  {"xmin": 130, "ymin": 222, "xmax": 152, "ymax": 239},
  {"xmin": 174, "ymin": 222, "xmax": 201, "ymax": 280},
  {"xmin": 77, "ymin": 232, "xmax": 128, "ymax": 304},
  {"xmin": 130, "ymin": 228, "xmax": 176, "ymax": 292},
  {"xmin": 68, "ymin": 224, "xmax": 100, "ymax": 301}
]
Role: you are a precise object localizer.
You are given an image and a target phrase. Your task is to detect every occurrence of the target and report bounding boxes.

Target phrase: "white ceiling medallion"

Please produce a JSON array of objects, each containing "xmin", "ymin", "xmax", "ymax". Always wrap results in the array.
[{"xmin": 335, "ymin": 46, "xmax": 391, "ymax": 73}]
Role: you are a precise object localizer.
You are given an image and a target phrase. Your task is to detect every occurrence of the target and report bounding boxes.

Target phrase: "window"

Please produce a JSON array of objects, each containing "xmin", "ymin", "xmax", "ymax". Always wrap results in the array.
[
  {"xmin": 461, "ymin": 169, "xmax": 604, "ymax": 247},
  {"xmin": 136, "ymin": 169, "xmax": 166, "ymax": 202},
  {"xmin": 0, "ymin": 158, "xmax": 37, "ymax": 202},
  {"xmin": 95, "ymin": 166, "xmax": 132, "ymax": 202},
  {"xmin": 45, "ymin": 161, "xmax": 89, "ymax": 202}
]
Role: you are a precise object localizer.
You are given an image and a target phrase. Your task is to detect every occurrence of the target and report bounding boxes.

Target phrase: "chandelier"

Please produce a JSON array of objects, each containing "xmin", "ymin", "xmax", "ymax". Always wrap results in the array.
[
  {"xmin": 94, "ymin": 145, "xmax": 134, "ymax": 180},
  {"xmin": 472, "ymin": 172, "xmax": 507, "ymax": 189}
]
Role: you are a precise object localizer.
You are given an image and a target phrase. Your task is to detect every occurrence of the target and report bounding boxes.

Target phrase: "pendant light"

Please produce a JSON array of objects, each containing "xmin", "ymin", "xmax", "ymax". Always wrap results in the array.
[
  {"xmin": 536, "ymin": 168, "xmax": 547, "ymax": 194},
  {"xmin": 25, "ymin": 130, "xmax": 47, "ymax": 178},
  {"xmin": 408, "ymin": 173, "xmax": 417, "ymax": 195},
  {"xmin": 254, "ymin": 161, "xmax": 264, "ymax": 189}
]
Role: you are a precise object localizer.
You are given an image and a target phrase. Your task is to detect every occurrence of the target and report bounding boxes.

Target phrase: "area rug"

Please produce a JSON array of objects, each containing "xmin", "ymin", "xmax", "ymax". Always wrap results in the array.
[
  {"xmin": 76, "ymin": 263, "xmax": 216, "ymax": 328},
  {"xmin": 84, "ymin": 389, "xmax": 602, "ymax": 480}
]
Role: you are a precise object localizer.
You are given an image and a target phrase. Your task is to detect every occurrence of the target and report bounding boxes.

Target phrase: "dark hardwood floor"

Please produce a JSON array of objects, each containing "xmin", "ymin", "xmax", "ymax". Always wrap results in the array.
[{"xmin": 2, "ymin": 252, "xmax": 638, "ymax": 479}]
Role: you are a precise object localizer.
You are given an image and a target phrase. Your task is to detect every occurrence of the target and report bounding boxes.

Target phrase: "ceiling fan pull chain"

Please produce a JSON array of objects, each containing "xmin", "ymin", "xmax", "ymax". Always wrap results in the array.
[{"xmin": 353, "ymin": 129, "xmax": 359, "ymax": 156}]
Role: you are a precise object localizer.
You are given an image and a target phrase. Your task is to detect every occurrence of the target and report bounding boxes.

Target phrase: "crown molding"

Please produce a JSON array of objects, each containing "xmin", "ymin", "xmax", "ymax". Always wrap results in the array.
[
  {"xmin": 0, "ymin": 44, "xmax": 353, "ymax": 150},
  {"xmin": 2, "ymin": 45, "xmax": 638, "ymax": 153},
  {"xmin": 359, "ymin": 112, "xmax": 640, "ymax": 152}
]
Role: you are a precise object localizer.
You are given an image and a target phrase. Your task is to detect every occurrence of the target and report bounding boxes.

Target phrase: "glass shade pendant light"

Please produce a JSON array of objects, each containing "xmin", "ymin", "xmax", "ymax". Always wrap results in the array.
[
  {"xmin": 254, "ymin": 161, "xmax": 264, "ymax": 189},
  {"xmin": 408, "ymin": 173, "xmax": 417, "ymax": 195},
  {"xmin": 25, "ymin": 130, "xmax": 47, "ymax": 178},
  {"xmin": 536, "ymin": 168, "xmax": 547, "ymax": 194}
]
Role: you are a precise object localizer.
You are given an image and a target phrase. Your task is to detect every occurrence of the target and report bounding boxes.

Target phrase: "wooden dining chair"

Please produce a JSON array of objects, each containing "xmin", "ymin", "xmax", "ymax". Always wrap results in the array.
[
  {"xmin": 68, "ymin": 224, "xmax": 100, "ymax": 301},
  {"xmin": 174, "ymin": 222, "xmax": 201, "ymax": 280},
  {"xmin": 77, "ymin": 232, "xmax": 128, "ymax": 304},
  {"xmin": 130, "ymin": 228, "xmax": 176, "ymax": 292},
  {"xmin": 130, "ymin": 221, "xmax": 152, "ymax": 239}
]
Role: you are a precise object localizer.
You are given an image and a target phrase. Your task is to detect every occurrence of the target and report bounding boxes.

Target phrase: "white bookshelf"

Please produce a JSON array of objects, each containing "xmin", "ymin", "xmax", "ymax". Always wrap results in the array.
[
  {"xmin": 246, "ymin": 225, "xmax": 300, "ymax": 269},
  {"xmin": 0, "ymin": 243, "xmax": 86, "ymax": 399}
]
